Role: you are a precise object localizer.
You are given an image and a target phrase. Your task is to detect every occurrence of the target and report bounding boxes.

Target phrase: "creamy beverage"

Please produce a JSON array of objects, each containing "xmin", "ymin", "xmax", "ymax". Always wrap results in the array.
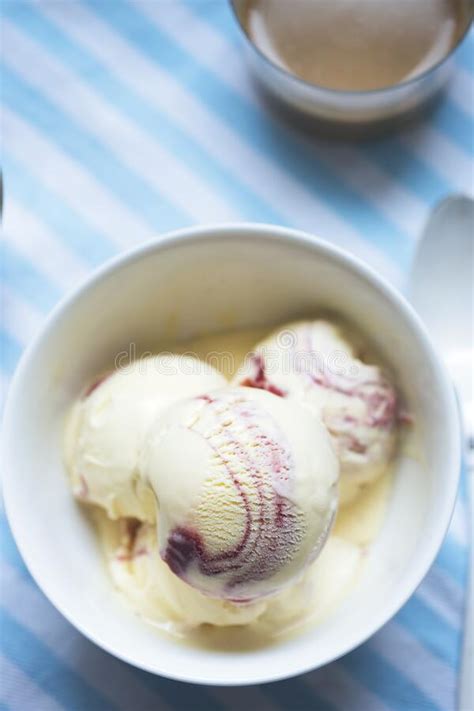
[{"xmin": 242, "ymin": 0, "xmax": 470, "ymax": 91}]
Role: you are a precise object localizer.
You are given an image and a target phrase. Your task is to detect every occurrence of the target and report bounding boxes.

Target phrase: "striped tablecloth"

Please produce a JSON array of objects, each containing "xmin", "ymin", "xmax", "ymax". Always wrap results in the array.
[{"xmin": 1, "ymin": 2, "xmax": 473, "ymax": 709}]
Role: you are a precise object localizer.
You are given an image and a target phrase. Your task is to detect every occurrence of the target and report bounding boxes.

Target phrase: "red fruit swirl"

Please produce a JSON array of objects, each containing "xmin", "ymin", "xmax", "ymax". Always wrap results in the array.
[
  {"xmin": 163, "ymin": 392, "xmax": 305, "ymax": 599},
  {"xmin": 243, "ymin": 327, "xmax": 398, "ymax": 432}
]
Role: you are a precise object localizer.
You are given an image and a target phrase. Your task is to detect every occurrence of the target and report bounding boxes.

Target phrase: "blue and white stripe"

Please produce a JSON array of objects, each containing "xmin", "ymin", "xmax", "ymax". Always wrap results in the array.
[{"xmin": 1, "ymin": 1, "xmax": 472, "ymax": 709}]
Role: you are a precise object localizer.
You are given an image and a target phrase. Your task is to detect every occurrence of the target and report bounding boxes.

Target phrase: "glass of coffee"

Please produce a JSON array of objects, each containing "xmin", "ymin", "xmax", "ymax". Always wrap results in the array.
[{"xmin": 231, "ymin": 0, "xmax": 473, "ymax": 128}]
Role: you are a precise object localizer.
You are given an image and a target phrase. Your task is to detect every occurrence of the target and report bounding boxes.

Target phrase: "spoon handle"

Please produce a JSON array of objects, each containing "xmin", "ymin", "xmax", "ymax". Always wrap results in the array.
[{"xmin": 458, "ymin": 453, "xmax": 473, "ymax": 711}]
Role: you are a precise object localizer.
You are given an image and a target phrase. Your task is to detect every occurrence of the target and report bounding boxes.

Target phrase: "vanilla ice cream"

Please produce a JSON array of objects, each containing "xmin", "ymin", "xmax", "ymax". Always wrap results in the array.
[
  {"xmin": 100, "ymin": 516, "xmax": 269, "ymax": 629},
  {"xmin": 141, "ymin": 386, "xmax": 338, "ymax": 601},
  {"xmin": 96, "ymin": 511, "xmax": 361, "ymax": 635},
  {"xmin": 64, "ymin": 355, "xmax": 226, "ymax": 521},
  {"xmin": 233, "ymin": 320, "xmax": 398, "ymax": 504},
  {"xmin": 65, "ymin": 323, "xmax": 399, "ymax": 641}
]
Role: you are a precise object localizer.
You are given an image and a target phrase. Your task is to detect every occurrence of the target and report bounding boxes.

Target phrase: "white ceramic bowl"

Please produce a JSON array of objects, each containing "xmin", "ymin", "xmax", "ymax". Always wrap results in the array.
[{"xmin": 2, "ymin": 224, "xmax": 460, "ymax": 686}]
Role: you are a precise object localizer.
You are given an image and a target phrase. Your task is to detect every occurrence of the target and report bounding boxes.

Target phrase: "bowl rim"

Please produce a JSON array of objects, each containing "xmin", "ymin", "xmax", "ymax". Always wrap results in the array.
[{"xmin": 2, "ymin": 222, "xmax": 461, "ymax": 686}]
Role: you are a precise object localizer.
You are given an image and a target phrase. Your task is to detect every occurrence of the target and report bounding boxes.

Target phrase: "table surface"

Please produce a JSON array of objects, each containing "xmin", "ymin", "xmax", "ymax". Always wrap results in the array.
[{"xmin": 1, "ymin": 2, "xmax": 473, "ymax": 710}]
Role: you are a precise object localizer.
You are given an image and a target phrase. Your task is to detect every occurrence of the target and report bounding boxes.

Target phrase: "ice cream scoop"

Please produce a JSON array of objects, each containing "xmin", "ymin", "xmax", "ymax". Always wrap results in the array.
[
  {"xmin": 64, "ymin": 355, "xmax": 226, "ymax": 521},
  {"xmin": 105, "ymin": 518, "xmax": 269, "ymax": 628},
  {"xmin": 97, "ymin": 514, "xmax": 361, "ymax": 633},
  {"xmin": 141, "ymin": 386, "xmax": 338, "ymax": 601},
  {"xmin": 233, "ymin": 320, "xmax": 398, "ymax": 505}
]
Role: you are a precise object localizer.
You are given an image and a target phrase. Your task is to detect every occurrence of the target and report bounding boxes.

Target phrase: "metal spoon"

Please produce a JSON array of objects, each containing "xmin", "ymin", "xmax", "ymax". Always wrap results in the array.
[{"xmin": 408, "ymin": 195, "xmax": 474, "ymax": 711}]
